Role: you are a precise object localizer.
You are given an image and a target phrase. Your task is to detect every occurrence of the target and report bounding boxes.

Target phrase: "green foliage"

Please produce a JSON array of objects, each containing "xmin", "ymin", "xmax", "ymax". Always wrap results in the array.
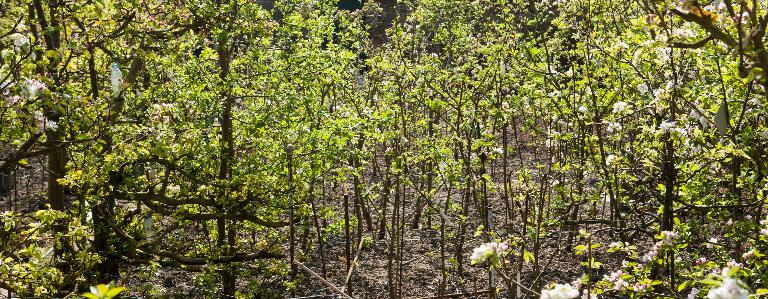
[{"xmin": 2, "ymin": 0, "xmax": 768, "ymax": 297}]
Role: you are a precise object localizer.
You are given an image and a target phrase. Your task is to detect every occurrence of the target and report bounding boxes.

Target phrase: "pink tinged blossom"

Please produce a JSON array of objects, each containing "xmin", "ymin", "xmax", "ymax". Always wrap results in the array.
[
  {"xmin": 4, "ymin": 95, "xmax": 21, "ymax": 106},
  {"xmin": 642, "ymin": 249, "xmax": 657, "ymax": 263},
  {"xmin": 716, "ymin": 2, "xmax": 727, "ymax": 13},
  {"xmin": 660, "ymin": 230, "xmax": 677, "ymax": 245},
  {"xmin": 613, "ymin": 278, "xmax": 629, "ymax": 291},
  {"xmin": 632, "ymin": 282, "xmax": 648, "ymax": 292}
]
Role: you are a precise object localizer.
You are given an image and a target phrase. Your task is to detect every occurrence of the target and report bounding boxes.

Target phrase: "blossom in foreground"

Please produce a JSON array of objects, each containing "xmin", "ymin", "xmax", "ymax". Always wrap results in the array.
[
  {"xmin": 470, "ymin": 242, "xmax": 508, "ymax": 265},
  {"xmin": 706, "ymin": 268, "xmax": 749, "ymax": 299},
  {"xmin": 688, "ymin": 287, "xmax": 700, "ymax": 299},
  {"xmin": 540, "ymin": 283, "xmax": 579, "ymax": 299}
]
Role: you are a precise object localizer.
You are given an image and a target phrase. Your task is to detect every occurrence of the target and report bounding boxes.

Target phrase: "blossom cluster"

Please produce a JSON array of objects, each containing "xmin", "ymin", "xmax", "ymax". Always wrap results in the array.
[
  {"xmin": 470, "ymin": 242, "xmax": 509, "ymax": 266},
  {"xmin": 642, "ymin": 230, "xmax": 677, "ymax": 263},
  {"xmin": 540, "ymin": 283, "xmax": 579, "ymax": 299},
  {"xmin": 605, "ymin": 270, "xmax": 628, "ymax": 291},
  {"xmin": 706, "ymin": 268, "xmax": 749, "ymax": 299}
]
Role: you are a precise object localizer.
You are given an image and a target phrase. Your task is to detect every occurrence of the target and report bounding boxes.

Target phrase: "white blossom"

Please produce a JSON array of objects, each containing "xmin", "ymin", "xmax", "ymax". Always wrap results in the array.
[
  {"xmin": 8, "ymin": 33, "xmax": 29, "ymax": 48},
  {"xmin": 637, "ymin": 83, "xmax": 649, "ymax": 94},
  {"xmin": 540, "ymin": 283, "xmax": 579, "ymax": 299},
  {"xmin": 672, "ymin": 28, "xmax": 696, "ymax": 39},
  {"xmin": 21, "ymin": 78, "xmax": 45, "ymax": 98},
  {"xmin": 659, "ymin": 120, "xmax": 677, "ymax": 133},
  {"xmin": 607, "ymin": 122, "xmax": 622, "ymax": 133},
  {"xmin": 612, "ymin": 101, "xmax": 629, "ymax": 114},
  {"xmin": 470, "ymin": 242, "xmax": 509, "ymax": 265},
  {"xmin": 167, "ymin": 184, "xmax": 181, "ymax": 195},
  {"xmin": 741, "ymin": 249, "xmax": 755, "ymax": 260},
  {"xmin": 726, "ymin": 260, "xmax": 741, "ymax": 268},
  {"xmin": 578, "ymin": 105, "xmax": 588, "ymax": 114},
  {"xmin": 606, "ymin": 270, "xmax": 628, "ymax": 291},
  {"xmin": 691, "ymin": 109, "xmax": 710, "ymax": 129},
  {"xmin": 44, "ymin": 120, "xmax": 58, "ymax": 131},
  {"xmin": 614, "ymin": 278, "xmax": 629, "ymax": 291},
  {"xmin": 706, "ymin": 269, "xmax": 749, "ymax": 299}
]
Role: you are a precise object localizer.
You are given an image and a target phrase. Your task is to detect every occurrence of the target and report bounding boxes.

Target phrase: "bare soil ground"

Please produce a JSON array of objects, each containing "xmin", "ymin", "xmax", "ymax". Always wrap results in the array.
[{"xmin": 0, "ymin": 149, "xmax": 656, "ymax": 299}]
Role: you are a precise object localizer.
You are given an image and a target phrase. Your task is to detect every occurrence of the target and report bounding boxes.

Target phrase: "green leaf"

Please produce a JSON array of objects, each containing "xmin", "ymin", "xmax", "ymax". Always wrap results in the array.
[
  {"xmin": 105, "ymin": 286, "xmax": 125, "ymax": 298},
  {"xmin": 523, "ymin": 250, "xmax": 534, "ymax": 263}
]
